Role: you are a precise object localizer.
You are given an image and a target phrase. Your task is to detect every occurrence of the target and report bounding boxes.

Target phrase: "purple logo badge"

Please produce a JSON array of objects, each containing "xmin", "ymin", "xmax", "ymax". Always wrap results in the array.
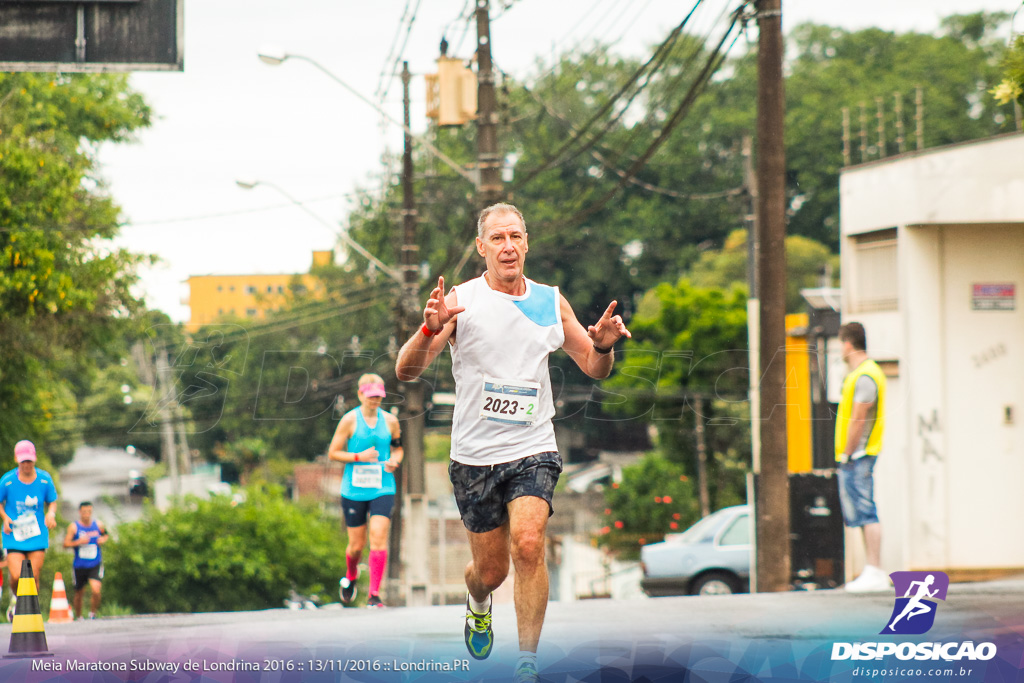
[{"xmin": 881, "ymin": 571, "xmax": 950, "ymax": 635}]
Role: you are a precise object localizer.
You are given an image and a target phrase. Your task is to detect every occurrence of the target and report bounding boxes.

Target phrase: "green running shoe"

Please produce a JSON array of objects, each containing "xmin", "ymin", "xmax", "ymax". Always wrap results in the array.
[
  {"xmin": 463, "ymin": 594, "xmax": 493, "ymax": 660},
  {"xmin": 513, "ymin": 659, "xmax": 539, "ymax": 683}
]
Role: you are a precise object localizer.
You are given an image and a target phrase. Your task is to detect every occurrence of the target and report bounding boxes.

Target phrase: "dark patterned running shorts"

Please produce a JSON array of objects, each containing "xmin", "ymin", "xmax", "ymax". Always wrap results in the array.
[{"xmin": 448, "ymin": 451, "xmax": 562, "ymax": 533}]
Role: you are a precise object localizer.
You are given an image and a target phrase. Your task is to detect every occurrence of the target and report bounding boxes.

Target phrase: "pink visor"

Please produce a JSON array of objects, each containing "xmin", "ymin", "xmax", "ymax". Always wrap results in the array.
[{"xmin": 359, "ymin": 382, "xmax": 386, "ymax": 398}]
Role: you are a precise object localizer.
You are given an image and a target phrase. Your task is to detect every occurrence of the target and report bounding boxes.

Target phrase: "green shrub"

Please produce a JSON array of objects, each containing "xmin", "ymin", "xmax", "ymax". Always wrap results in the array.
[{"xmin": 103, "ymin": 485, "xmax": 346, "ymax": 613}]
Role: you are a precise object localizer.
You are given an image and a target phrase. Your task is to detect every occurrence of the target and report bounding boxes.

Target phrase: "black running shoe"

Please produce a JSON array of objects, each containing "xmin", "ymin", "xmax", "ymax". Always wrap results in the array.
[
  {"xmin": 366, "ymin": 595, "xmax": 384, "ymax": 609},
  {"xmin": 339, "ymin": 577, "xmax": 357, "ymax": 605},
  {"xmin": 464, "ymin": 594, "xmax": 493, "ymax": 660}
]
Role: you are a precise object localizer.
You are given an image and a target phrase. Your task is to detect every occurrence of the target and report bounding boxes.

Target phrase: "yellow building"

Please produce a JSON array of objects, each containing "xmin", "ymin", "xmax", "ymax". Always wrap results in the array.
[{"xmin": 185, "ymin": 251, "xmax": 332, "ymax": 331}]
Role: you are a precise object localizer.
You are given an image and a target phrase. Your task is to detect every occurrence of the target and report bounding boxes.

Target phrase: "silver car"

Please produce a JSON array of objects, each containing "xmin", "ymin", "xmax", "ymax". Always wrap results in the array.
[{"xmin": 640, "ymin": 505, "xmax": 751, "ymax": 596}]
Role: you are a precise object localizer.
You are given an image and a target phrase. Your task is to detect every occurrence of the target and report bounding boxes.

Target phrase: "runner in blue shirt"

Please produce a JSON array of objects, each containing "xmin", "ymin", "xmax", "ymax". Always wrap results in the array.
[
  {"xmin": 0, "ymin": 440, "xmax": 58, "ymax": 621},
  {"xmin": 327, "ymin": 373, "xmax": 403, "ymax": 608},
  {"xmin": 63, "ymin": 501, "xmax": 109, "ymax": 619}
]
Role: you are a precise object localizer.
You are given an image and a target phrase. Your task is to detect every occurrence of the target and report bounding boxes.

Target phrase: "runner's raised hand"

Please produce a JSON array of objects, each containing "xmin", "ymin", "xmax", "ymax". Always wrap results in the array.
[
  {"xmin": 587, "ymin": 300, "xmax": 631, "ymax": 348},
  {"xmin": 424, "ymin": 276, "xmax": 466, "ymax": 332}
]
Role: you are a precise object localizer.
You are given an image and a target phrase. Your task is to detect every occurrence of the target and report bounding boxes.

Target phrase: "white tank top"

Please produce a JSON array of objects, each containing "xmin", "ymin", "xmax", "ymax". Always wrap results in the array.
[{"xmin": 449, "ymin": 274, "xmax": 564, "ymax": 465}]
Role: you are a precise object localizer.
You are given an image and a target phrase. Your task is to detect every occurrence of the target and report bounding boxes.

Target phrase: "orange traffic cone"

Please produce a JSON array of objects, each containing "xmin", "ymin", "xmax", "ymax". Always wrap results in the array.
[
  {"xmin": 47, "ymin": 573, "xmax": 72, "ymax": 624},
  {"xmin": 4, "ymin": 559, "xmax": 53, "ymax": 658}
]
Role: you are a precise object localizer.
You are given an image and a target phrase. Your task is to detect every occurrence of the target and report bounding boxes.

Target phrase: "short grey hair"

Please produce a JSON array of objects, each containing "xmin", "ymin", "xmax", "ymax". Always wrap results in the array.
[{"xmin": 477, "ymin": 202, "xmax": 526, "ymax": 239}]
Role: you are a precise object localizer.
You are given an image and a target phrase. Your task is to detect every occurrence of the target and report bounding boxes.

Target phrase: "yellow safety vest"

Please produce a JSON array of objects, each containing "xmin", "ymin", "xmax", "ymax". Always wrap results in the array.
[{"xmin": 835, "ymin": 359, "xmax": 886, "ymax": 461}]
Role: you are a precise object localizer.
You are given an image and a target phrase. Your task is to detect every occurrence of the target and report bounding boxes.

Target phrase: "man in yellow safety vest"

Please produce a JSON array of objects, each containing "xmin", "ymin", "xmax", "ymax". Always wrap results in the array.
[{"xmin": 835, "ymin": 321, "xmax": 889, "ymax": 593}]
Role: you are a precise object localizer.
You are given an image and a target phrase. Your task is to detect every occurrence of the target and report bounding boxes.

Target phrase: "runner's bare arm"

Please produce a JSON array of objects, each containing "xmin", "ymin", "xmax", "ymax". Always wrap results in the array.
[
  {"xmin": 385, "ymin": 414, "xmax": 403, "ymax": 473},
  {"xmin": 560, "ymin": 296, "xmax": 631, "ymax": 379},
  {"xmin": 327, "ymin": 413, "xmax": 376, "ymax": 463},
  {"xmin": 62, "ymin": 523, "xmax": 78, "ymax": 549},
  {"xmin": 396, "ymin": 276, "xmax": 464, "ymax": 381},
  {"xmin": 45, "ymin": 501, "xmax": 57, "ymax": 529}
]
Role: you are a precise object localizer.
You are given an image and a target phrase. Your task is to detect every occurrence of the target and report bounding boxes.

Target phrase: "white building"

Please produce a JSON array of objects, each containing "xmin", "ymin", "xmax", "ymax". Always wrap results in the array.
[{"xmin": 839, "ymin": 132, "xmax": 1024, "ymax": 580}]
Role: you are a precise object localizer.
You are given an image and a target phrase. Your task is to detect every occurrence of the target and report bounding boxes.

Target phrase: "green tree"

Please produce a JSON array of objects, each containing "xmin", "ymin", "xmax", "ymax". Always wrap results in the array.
[
  {"xmin": 598, "ymin": 453, "xmax": 700, "ymax": 559},
  {"xmin": 992, "ymin": 35, "xmax": 1024, "ymax": 105},
  {"xmin": 0, "ymin": 72, "xmax": 152, "ymax": 465},
  {"xmin": 688, "ymin": 228, "xmax": 839, "ymax": 312},
  {"xmin": 103, "ymin": 486, "xmax": 346, "ymax": 613},
  {"xmin": 602, "ymin": 278, "xmax": 750, "ymax": 511}
]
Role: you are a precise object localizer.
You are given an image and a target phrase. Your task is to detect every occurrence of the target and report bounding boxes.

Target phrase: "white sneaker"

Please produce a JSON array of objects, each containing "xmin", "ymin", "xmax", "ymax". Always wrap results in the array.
[{"xmin": 845, "ymin": 565, "xmax": 891, "ymax": 593}]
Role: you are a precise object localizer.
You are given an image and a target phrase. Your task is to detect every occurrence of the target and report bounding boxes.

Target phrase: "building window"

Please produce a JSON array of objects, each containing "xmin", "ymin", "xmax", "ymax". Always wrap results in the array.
[
  {"xmin": 277, "ymin": 285, "xmax": 284, "ymax": 293},
  {"xmin": 230, "ymin": 286, "xmax": 235, "ymax": 292},
  {"xmin": 218, "ymin": 308, "xmax": 223, "ymax": 314},
  {"xmin": 246, "ymin": 308, "xmax": 257, "ymax": 316},
  {"xmin": 267, "ymin": 285, "xmax": 273, "ymax": 293},
  {"xmin": 850, "ymin": 228, "xmax": 898, "ymax": 312},
  {"xmin": 217, "ymin": 285, "xmax": 223, "ymax": 292},
  {"xmin": 246, "ymin": 285, "xmax": 256, "ymax": 294}
]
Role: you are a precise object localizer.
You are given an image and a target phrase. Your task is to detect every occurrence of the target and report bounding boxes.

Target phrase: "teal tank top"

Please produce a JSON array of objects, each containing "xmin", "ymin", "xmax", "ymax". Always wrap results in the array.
[{"xmin": 340, "ymin": 408, "xmax": 396, "ymax": 501}]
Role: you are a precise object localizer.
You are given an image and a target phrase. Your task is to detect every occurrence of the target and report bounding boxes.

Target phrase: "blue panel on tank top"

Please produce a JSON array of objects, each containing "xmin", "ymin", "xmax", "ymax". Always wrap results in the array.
[{"xmin": 513, "ymin": 284, "xmax": 558, "ymax": 327}]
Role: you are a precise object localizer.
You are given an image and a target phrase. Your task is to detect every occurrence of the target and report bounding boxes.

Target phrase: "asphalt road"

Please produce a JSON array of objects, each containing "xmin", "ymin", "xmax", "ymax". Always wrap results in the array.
[
  {"xmin": 0, "ymin": 576, "xmax": 1020, "ymax": 682},
  {"xmin": 57, "ymin": 446, "xmax": 152, "ymax": 526}
]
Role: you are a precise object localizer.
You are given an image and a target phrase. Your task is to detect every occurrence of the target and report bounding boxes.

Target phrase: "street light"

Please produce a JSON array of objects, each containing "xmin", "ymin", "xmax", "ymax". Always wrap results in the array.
[
  {"xmin": 235, "ymin": 178, "xmax": 402, "ymax": 284},
  {"xmin": 256, "ymin": 48, "xmax": 479, "ymax": 187}
]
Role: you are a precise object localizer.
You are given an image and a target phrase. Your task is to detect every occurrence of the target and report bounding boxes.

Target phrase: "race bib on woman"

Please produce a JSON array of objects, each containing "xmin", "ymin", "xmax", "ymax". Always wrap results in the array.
[
  {"xmin": 351, "ymin": 464, "xmax": 383, "ymax": 489},
  {"xmin": 12, "ymin": 513, "xmax": 41, "ymax": 542}
]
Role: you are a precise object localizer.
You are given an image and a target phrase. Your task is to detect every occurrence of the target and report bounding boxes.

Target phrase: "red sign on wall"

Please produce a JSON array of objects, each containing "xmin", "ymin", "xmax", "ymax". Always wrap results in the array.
[{"xmin": 971, "ymin": 283, "xmax": 1016, "ymax": 311}]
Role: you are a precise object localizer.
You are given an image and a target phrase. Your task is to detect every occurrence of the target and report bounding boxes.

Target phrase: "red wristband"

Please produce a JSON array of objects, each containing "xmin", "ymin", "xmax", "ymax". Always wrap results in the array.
[
  {"xmin": 353, "ymin": 453, "xmax": 359, "ymax": 463},
  {"xmin": 421, "ymin": 323, "xmax": 439, "ymax": 337}
]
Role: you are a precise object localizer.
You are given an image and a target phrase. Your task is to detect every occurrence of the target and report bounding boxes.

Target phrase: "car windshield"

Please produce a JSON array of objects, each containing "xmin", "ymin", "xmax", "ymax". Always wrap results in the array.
[{"xmin": 666, "ymin": 509, "xmax": 729, "ymax": 545}]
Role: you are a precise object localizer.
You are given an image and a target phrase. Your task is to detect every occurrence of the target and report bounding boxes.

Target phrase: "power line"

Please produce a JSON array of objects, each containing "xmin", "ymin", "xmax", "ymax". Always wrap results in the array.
[
  {"xmin": 375, "ymin": 0, "xmax": 415, "ymax": 102},
  {"xmin": 124, "ymin": 193, "xmax": 353, "ymax": 227},
  {"xmin": 151, "ymin": 283, "xmax": 399, "ymax": 355},
  {"xmin": 376, "ymin": 0, "xmax": 424, "ymax": 110},
  {"xmin": 506, "ymin": 0, "xmax": 704, "ymax": 192},
  {"xmin": 536, "ymin": 3, "xmax": 750, "ymax": 231},
  {"xmin": 510, "ymin": 70, "xmax": 744, "ymax": 200}
]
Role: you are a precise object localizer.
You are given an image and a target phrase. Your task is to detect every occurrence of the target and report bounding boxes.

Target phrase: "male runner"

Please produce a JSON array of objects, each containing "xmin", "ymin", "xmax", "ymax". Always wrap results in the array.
[{"xmin": 395, "ymin": 203, "xmax": 630, "ymax": 683}]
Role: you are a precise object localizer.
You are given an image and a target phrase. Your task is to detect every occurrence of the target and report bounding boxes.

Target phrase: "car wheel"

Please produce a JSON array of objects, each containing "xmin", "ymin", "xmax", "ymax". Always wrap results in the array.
[{"xmin": 691, "ymin": 571, "xmax": 738, "ymax": 596}]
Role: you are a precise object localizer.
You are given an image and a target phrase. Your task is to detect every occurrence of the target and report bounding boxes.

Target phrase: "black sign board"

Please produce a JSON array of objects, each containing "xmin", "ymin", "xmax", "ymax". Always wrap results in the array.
[{"xmin": 0, "ymin": 0, "xmax": 182, "ymax": 72}]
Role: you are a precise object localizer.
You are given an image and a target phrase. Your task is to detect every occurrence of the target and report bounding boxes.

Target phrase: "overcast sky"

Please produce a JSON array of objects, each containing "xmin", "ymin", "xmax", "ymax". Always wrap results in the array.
[{"xmin": 99, "ymin": 0, "xmax": 1023, "ymax": 322}]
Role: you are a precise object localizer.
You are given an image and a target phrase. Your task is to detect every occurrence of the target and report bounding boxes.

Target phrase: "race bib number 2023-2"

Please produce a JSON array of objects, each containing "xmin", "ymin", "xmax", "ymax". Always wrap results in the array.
[{"xmin": 480, "ymin": 377, "xmax": 540, "ymax": 426}]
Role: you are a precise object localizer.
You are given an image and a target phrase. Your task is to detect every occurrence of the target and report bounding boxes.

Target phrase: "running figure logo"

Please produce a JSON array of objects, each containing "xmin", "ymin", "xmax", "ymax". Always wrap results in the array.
[{"xmin": 881, "ymin": 571, "xmax": 950, "ymax": 635}]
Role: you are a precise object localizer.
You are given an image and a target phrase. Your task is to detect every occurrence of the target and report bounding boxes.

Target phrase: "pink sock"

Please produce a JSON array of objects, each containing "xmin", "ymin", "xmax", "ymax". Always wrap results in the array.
[
  {"xmin": 346, "ymin": 552, "xmax": 360, "ymax": 581},
  {"xmin": 368, "ymin": 550, "xmax": 387, "ymax": 596}
]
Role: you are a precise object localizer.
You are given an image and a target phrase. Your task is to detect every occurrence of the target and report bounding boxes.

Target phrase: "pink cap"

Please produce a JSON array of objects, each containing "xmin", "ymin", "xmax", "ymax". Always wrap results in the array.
[
  {"xmin": 14, "ymin": 440, "xmax": 36, "ymax": 463},
  {"xmin": 359, "ymin": 382, "xmax": 386, "ymax": 398}
]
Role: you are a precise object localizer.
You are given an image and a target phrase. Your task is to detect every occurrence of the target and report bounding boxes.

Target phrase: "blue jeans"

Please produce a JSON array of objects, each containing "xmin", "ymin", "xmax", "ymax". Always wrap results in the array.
[{"xmin": 837, "ymin": 456, "xmax": 879, "ymax": 527}]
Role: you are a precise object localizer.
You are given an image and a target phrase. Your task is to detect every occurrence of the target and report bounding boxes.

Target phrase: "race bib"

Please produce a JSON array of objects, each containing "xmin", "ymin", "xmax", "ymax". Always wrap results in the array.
[
  {"xmin": 351, "ymin": 464, "xmax": 383, "ymax": 489},
  {"xmin": 12, "ymin": 513, "xmax": 41, "ymax": 542},
  {"xmin": 78, "ymin": 543, "xmax": 99, "ymax": 560},
  {"xmin": 480, "ymin": 377, "xmax": 540, "ymax": 426}
]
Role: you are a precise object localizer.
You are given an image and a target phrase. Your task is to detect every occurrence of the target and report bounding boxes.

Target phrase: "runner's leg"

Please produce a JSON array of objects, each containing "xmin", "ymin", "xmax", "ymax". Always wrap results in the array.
[
  {"xmin": 465, "ymin": 523, "xmax": 510, "ymax": 603},
  {"xmin": 508, "ymin": 495, "xmax": 550, "ymax": 653},
  {"xmin": 367, "ymin": 515, "xmax": 390, "ymax": 597},
  {"xmin": 346, "ymin": 525, "xmax": 367, "ymax": 581},
  {"xmin": 89, "ymin": 577, "xmax": 102, "ymax": 614},
  {"xmin": 27, "ymin": 550, "xmax": 45, "ymax": 593}
]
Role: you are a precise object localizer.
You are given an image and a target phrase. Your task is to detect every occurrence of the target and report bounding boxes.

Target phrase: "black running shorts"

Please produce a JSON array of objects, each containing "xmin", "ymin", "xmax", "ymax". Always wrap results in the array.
[{"xmin": 448, "ymin": 451, "xmax": 562, "ymax": 534}]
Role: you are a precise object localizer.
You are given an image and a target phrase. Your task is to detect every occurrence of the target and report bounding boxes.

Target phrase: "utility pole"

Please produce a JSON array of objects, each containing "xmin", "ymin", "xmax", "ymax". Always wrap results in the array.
[
  {"xmin": 156, "ymin": 349, "xmax": 181, "ymax": 500},
  {"xmin": 475, "ymin": 0, "xmax": 503, "ymax": 207},
  {"xmin": 694, "ymin": 395, "xmax": 710, "ymax": 519},
  {"xmin": 754, "ymin": 0, "xmax": 790, "ymax": 594},
  {"xmin": 396, "ymin": 60, "xmax": 430, "ymax": 607}
]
